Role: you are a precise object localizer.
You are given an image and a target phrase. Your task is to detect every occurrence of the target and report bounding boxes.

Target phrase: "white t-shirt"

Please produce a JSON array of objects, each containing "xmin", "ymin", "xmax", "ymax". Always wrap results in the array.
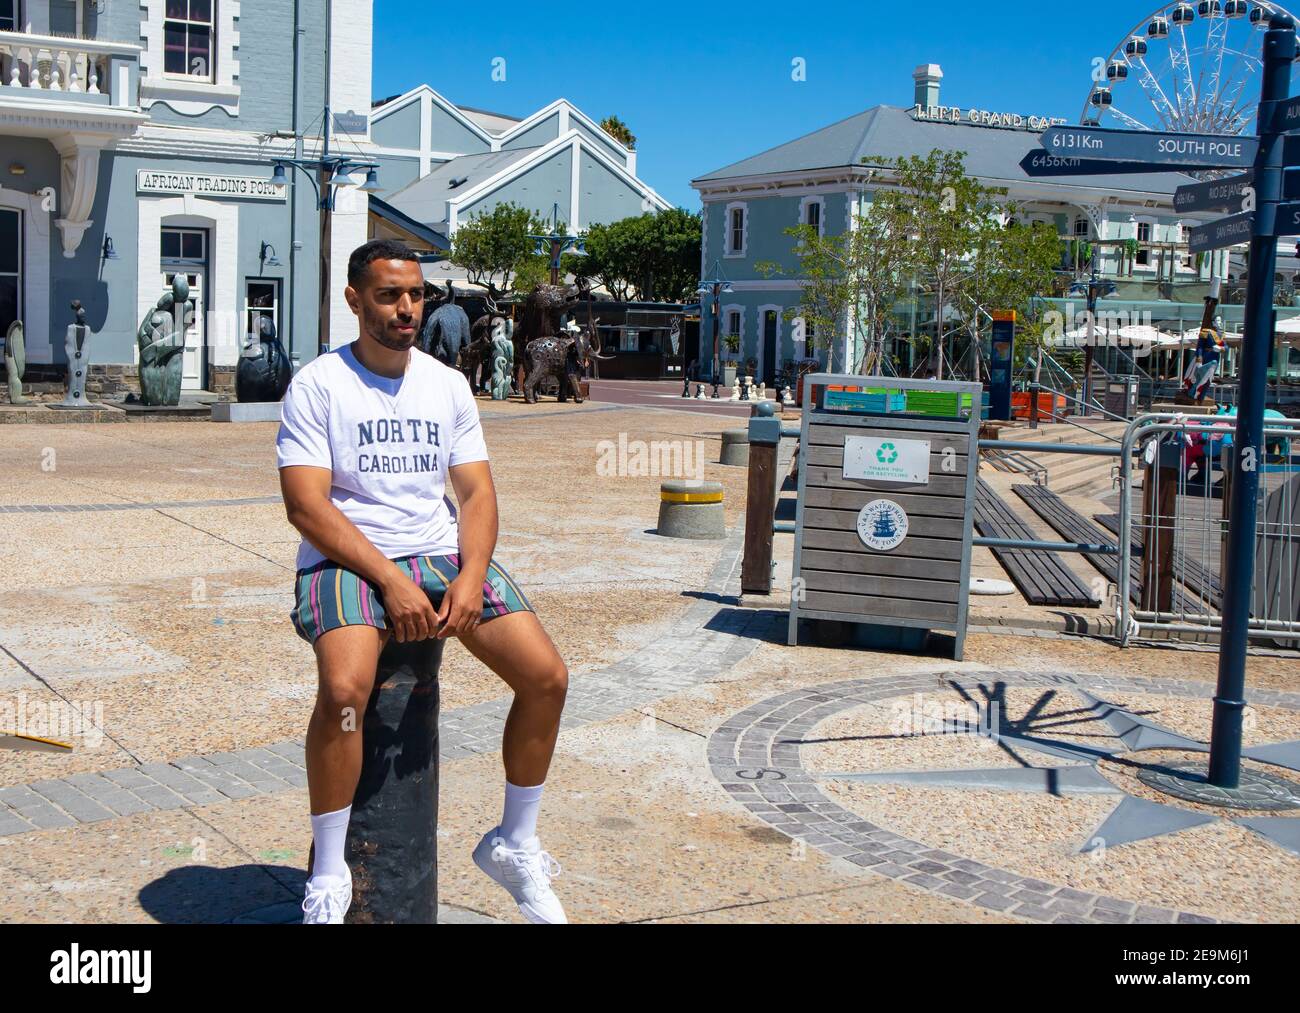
[{"xmin": 275, "ymin": 341, "xmax": 490, "ymax": 571}]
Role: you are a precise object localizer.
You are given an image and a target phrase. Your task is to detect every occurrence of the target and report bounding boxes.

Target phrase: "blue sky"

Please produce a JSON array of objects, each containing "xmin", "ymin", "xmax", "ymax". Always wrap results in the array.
[{"xmin": 370, "ymin": 1, "xmax": 1251, "ymax": 209}]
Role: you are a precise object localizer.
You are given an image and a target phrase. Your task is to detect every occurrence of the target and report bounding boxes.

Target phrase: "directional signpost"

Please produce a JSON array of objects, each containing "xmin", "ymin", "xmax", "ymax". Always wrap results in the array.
[
  {"xmin": 1187, "ymin": 211, "xmax": 1257, "ymax": 254},
  {"xmin": 1174, "ymin": 171, "xmax": 1254, "ymax": 215},
  {"xmin": 1019, "ymin": 151, "xmax": 1216, "ymax": 178},
  {"xmin": 1040, "ymin": 125, "xmax": 1259, "ymax": 168},
  {"xmin": 1035, "ymin": 14, "xmax": 1300, "ymax": 797}
]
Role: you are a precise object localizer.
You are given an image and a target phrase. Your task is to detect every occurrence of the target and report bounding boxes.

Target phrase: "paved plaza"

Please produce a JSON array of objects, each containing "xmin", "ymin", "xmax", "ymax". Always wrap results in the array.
[{"xmin": 0, "ymin": 395, "xmax": 1297, "ymax": 924}]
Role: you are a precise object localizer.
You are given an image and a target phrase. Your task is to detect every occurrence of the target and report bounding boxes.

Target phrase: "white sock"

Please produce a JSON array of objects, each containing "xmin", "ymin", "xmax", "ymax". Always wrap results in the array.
[
  {"xmin": 310, "ymin": 804, "xmax": 352, "ymax": 879},
  {"xmin": 500, "ymin": 780, "xmax": 544, "ymax": 848}
]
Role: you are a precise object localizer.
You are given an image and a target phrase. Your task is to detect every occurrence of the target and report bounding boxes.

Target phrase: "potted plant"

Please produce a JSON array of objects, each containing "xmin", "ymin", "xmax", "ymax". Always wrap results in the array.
[{"xmin": 721, "ymin": 334, "xmax": 740, "ymax": 386}]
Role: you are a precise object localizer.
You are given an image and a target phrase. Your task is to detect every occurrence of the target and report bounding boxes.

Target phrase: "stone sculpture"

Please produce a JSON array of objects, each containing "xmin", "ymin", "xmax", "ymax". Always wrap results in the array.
[
  {"xmin": 4, "ymin": 320, "xmax": 27, "ymax": 405},
  {"xmin": 236, "ymin": 314, "xmax": 292, "ymax": 403},
  {"xmin": 490, "ymin": 322, "xmax": 514, "ymax": 401},
  {"xmin": 136, "ymin": 274, "xmax": 192, "ymax": 406},
  {"xmin": 54, "ymin": 301, "xmax": 95, "ymax": 408}
]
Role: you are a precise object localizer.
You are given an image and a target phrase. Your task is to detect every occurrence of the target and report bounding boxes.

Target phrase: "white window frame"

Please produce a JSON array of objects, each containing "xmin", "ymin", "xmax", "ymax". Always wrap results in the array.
[
  {"xmin": 724, "ymin": 202, "xmax": 747, "ymax": 259},
  {"xmin": 162, "ymin": 0, "xmax": 216, "ymax": 82},
  {"xmin": 0, "ymin": 207, "xmax": 22, "ymax": 344},
  {"xmin": 244, "ymin": 277, "xmax": 280, "ymax": 340},
  {"xmin": 722, "ymin": 303, "xmax": 745, "ymax": 360},
  {"xmin": 799, "ymin": 195, "xmax": 825, "ymax": 237},
  {"xmin": 139, "ymin": 0, "xmax": 241, "ymax": 115},
  {"xmin": 1073, "ymin": 217, "xmax": 1089, "ymax": 238},
  {"xmin": 0, "ymin": 1, "xmax": 22, "ymax": 32}
]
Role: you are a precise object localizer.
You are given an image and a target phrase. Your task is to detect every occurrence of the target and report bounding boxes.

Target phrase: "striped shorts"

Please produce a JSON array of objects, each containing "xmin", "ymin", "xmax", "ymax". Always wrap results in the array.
[{"xmin": 290, "ymin": 552, "xmax": 534, "ymax": 645}]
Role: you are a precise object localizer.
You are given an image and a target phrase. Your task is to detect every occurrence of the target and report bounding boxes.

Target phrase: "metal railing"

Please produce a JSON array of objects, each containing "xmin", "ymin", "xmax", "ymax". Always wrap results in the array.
[{"xmin": 1117, "ymin": 412, "xmax": 1300, "ymax": 646}]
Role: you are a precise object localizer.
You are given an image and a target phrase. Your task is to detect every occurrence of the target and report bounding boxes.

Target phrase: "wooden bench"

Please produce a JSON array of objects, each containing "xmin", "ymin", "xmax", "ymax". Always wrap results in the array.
[
  {"xmin": 1093, "ymin": 513, "xmax": 1224, "ymax": 611},
  {"xmin": 1012, "ymin": 484, "xmax": 1199, "ymax": 612},
  {"xmin": 974, "ymin": 481, "xmax": 1099, "ymax": 608}
]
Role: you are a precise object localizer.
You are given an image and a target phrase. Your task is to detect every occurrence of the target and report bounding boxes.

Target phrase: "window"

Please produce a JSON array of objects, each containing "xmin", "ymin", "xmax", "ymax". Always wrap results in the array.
[
  {"xmin": 727, "ymin": 310, "xmax": 740, "ymax": 337},
  {"xmin": 1, "ymin": 1, "xmax": 20, "ymax": 32},
  {"xmin": 244, "ymin": 279, "xmax": 280, "ymax": 340},
  {"xmin": 730, "ymin": 207, "xmax": 745, "ymax": 254},
  {"xmin": 161, "ymin": 228, "xmax": 206, "ymax": 263},
  {"xmin": 1073, "ymin": 217, "xmax": 1089, "ymax": 237},
  {"xmin": 1137, "ymin": 222, "xmax": 1152, "ymax": 242},
  {"xmin": 164, "ymin": 0, "xmax": 214, "ymax": 79},
  {"xmin": 805, "ymin": 200, "xmax": 821, "ymax": 234},
  {"xmin": 0, "ymin": 209, "xmax": 20, "ymax": 345}
]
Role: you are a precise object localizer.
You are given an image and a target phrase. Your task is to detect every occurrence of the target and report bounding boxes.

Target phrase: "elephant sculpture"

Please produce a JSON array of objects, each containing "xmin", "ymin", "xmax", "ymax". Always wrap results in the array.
[
  {"xmin": 236, "ymin": 314, "xmax": 292, "ymax": 403},
  {"xmin": 136, "ymin": 274, "xmax": 193, "ymax": 406},
  {"xmin": 522, "ymin": 319, "xmax": 613, "ymax": 404},
  {"xmin": 419, "ymin": 280, "xmax": 471, "ymax": 374}
]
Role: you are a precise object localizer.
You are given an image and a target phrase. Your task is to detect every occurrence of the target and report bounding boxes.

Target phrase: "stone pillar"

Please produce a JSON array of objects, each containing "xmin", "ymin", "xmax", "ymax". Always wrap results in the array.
[{"xmin": 344, "ymin": 635, "xmax": 442, "ymax": 924}]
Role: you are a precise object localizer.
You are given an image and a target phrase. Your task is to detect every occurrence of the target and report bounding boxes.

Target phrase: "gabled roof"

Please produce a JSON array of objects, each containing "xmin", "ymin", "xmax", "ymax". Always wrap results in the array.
[
  {"xmin": 382, "ymin": 147, "xmax": 540, "ymax": 226},
  {"xmin": 368, "ymin": 196, "xmax": 451, "ymax": 252},
  {"xmin": 693, "ymin": 104, "xmax": 1194, "ymax": 195}
]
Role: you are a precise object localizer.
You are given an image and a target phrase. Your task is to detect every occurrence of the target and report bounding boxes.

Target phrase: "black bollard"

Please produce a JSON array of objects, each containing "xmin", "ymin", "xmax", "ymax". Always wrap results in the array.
[{"xmin": 343, "ymin": 635, "xmax": 443, "ymax": 923}]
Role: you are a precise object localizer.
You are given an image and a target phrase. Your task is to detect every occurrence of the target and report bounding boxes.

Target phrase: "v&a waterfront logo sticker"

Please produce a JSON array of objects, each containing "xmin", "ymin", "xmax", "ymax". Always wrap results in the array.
[{"xmin": 856, "ymin": 499, "xmax": 909, "ymax": 552}]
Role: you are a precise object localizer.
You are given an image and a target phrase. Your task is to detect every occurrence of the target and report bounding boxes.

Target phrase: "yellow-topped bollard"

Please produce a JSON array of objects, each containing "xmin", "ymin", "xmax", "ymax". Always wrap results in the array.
[{"xmin": 657, "ymin": 480, "xmax": 725, "ymax": 539}]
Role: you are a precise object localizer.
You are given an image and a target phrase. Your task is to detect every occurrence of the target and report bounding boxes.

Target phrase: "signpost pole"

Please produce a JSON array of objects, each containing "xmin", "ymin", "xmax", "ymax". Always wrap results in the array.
[{"xmin": 1207, "ymin": 14, "xmax": 1296, "ymax": 789}]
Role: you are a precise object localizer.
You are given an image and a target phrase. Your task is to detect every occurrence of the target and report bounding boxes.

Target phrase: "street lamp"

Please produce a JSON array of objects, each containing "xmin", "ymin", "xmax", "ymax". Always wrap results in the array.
[
  {"xmin": 528, "ymin": 203, "xmax": 585, "ymax": 287},
  {"xmin": 1066, "ymin": 251, "xmax": 1118, "ymax": 416},
  {"xmin": 267, "ymin": 105, "xmax": 382, "ymax": 358},
  {"xmin": 696, "ymin": 261, "xmax": 733, "ymax": 399}
]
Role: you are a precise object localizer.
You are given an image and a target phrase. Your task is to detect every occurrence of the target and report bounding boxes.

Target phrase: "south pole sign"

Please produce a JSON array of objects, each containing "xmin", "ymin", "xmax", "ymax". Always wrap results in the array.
[{"xmin": 1040, "ymin": 125, "xmax": 1259, "ymax": 168}]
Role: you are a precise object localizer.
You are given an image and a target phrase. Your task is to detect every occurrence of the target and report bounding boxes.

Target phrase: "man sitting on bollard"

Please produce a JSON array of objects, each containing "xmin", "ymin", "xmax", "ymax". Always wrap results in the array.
[{"xmin": 277, "ymin": 239, "xmax": 570, "ymax": 924}]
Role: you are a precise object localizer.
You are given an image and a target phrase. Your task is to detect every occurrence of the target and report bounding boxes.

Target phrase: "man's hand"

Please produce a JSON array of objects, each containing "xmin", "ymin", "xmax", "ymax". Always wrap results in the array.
[
  {"xmin": 380, "ymin": 570, "xmax": 442, "ymax": 643},
  {"xmin": 435, "ymin": 573, "xmax": 484, "ymax": 639}
]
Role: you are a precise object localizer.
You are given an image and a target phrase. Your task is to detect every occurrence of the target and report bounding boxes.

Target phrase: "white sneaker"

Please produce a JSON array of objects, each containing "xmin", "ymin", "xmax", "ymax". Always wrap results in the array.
[
  {"xmin": 301, "ymin": 869, "xmax": 352, "ymax": 924},
  {"xmin": 472, "ymin": 827, "xmax": 567, "ymax": 924}
]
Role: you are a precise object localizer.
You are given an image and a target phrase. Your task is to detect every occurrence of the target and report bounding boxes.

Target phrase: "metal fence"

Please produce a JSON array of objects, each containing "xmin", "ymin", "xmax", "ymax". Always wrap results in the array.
[{"xmin": 1118, "ymin": 413, "xmax": 1300, "ymax": 647}]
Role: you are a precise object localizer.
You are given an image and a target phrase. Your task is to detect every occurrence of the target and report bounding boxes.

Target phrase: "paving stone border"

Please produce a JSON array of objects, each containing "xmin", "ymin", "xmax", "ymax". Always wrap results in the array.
[
  {"xmin": 707, "ymin": 670, "xmax": 1300, "ymax": 925},
  {"xmin": 0, "ymin": 440, "xmax": 794, "ymax": 838},
  {"xmin": 0, "ymin": 496, "xmax": 284, "ymax": 514}
]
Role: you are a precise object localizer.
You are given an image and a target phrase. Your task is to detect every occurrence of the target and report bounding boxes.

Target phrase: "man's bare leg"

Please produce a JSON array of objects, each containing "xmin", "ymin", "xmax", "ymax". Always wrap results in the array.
[
  {"xmin": 456, "ymin": 610, "xmax": 568, "ymax": 786},
  {"xmin": 304, "ymin": 623, "xmax": 388, "ymax": 876}
]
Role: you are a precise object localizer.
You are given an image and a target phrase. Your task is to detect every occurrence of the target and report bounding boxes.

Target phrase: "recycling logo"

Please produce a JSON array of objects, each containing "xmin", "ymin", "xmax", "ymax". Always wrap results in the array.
[{"xmin": 876, "ymin": 443, "xmax": 899, "ymax": 465}]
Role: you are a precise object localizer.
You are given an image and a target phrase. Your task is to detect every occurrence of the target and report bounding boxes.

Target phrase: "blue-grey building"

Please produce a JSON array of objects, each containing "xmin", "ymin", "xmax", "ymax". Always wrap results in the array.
[
  {"xmin": 366, "ymin": 88, "xmax": 671, "ymax": 277},
  {"xmin": 1, "ymin": 0, "xmax": 374, "ymax": 395},
  {"xmin": 691, "ymin": 63, "xmax": 1299, "ymax": 386}
]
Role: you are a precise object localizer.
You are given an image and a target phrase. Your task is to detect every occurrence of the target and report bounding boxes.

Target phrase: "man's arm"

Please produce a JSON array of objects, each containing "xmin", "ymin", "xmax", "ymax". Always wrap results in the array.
[
  {"xmin": 280, "ymin": 466, "xmax": 440, "ymax": 643},
  {"xmin": 437, "ymin": 460, "xmax": 499, "ymax": 638}
]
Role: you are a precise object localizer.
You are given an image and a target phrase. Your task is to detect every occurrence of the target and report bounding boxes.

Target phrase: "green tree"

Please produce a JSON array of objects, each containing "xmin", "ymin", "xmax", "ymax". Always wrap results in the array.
[
  {"xmin": 960, "ymin": 214, "xmax": 1063, "ymax": 381},
  {"xmin": 600, "ymin": 115, "xmax": 636, "ymax": 149},
  {"xmin": 450, "ymin": 202, "xmax": 548, "ymax": 304},
  {"xmin": 867, "ymin": 149, "xmax": 1009, "ymax": 379},
  {"xmin": 565, "ymin": 209, "xmax": 701, "ymax": 302}
]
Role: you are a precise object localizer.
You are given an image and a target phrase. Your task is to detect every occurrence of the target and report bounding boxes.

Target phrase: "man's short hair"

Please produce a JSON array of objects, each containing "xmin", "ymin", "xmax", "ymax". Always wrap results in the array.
[{"xmin": 348, "ymin": 239, "xmax": 420, "ymax": 289}]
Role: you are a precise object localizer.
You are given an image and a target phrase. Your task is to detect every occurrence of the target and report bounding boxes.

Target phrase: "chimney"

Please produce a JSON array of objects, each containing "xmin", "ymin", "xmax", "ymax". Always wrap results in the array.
[{"xmin": 913, "ymin": 64, "xmax": 943, "ymax": 109}]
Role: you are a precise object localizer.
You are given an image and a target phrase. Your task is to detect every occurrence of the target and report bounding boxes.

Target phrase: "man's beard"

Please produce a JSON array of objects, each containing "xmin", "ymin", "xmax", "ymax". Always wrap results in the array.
[{"xmin": 364, "ymin": 307, "xmax": 419, "ymax": 351}]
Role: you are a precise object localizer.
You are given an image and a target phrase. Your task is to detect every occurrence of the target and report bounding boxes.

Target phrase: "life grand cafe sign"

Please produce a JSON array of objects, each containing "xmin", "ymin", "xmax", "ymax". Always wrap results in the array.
[
  {"xmin": 912, "ymin": 105, "xmax": 1068, "ymax": 133},
  {"xmin": 136, "ymin": 170, "xmax": 287, "ymax": 201}
]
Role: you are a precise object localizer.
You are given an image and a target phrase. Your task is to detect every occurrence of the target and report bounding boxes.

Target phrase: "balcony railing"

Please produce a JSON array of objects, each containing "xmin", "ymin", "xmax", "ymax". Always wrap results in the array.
[{"xmin": 0, "ymin": 30, "xmax": 140, "ymax": 107}]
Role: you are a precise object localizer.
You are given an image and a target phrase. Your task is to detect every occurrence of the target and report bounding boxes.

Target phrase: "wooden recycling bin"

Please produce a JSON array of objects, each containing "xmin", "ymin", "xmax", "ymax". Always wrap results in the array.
[{"xmin": 788, "ymin": 373, "xmax": 981, "ymax": 660}]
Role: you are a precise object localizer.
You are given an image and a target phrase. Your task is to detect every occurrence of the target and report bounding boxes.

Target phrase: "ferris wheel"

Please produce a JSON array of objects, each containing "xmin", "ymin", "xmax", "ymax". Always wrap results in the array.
[{"xmin": 1083, "ymin": 2, "xmax": 1300, "ymax": 136}]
